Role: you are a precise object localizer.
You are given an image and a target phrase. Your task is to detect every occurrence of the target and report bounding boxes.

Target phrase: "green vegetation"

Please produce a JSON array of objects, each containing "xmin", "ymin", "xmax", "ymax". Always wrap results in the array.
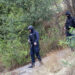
[{"xmin": 0, "ymin": 0, "xmax": 64, "ymax": 70}]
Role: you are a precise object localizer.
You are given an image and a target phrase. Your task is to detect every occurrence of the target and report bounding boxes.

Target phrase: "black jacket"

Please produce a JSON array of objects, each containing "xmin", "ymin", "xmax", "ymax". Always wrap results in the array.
[
  {"xmin": 29, "ymin": 30, "xmax": 39, "ymax": 45},
  {"xmin": 65, "ymin": 16, "xmax": 75, "ymax": 30}
]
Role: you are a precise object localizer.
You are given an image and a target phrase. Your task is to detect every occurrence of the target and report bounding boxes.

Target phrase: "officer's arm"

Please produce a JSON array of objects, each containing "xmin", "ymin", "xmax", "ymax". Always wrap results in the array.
[
  {"xmin": 34, "ymin": 32, "xmax": 39, "ymax": 45},
  {"xmin": 35, "ymin": 32, "xmax": 39, "ymax": 42}
]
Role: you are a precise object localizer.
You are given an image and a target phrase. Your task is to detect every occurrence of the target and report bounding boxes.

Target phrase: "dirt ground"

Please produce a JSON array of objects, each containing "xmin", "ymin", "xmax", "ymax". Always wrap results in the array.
[
  {"xmin": 0, "ymin": 60, "xmax": 6, "ymax": 73},
  {"xmin": 0, "ymin": 48, "xmax": 75, "ymax": 75}
]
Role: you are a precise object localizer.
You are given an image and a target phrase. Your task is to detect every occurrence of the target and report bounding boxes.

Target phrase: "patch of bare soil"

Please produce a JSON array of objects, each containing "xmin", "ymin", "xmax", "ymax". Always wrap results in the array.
[{"xmin": 0, "ymin": 61, "xmax": 5, "ymax": 72}]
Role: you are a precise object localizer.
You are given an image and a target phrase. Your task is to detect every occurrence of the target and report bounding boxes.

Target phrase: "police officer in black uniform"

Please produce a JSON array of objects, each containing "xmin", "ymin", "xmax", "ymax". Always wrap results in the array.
[
  {"xmin": 28, "ymin": 25, "xmax": 42, "ymax": 68},
  {"xmin": 65, "ymin": 11, "xmax": 75, "ymax": 36}
]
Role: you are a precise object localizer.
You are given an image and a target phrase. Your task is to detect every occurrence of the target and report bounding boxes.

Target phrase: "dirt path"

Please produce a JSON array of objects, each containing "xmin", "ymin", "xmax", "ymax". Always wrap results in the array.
[
  {"xmin": 0, "ymin": 59, "xmax": 6, "ymax": 73},
  {"xmin": 1, "ymin": 48, "xmax": 75, "ymax": 75}
]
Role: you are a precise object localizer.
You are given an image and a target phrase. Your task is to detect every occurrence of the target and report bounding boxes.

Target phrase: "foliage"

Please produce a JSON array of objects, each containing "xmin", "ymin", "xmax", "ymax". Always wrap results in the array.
[
  {"xmin": 0, "ymin": 0, "xmax": 64, "ymax": 70},
  {"xmin": 59, "ymin": 27, "xmax": 75, "ymax": 49},
  {"xmin": 0, "ymin": 38, "xmax": 30, "ymax": 68}
]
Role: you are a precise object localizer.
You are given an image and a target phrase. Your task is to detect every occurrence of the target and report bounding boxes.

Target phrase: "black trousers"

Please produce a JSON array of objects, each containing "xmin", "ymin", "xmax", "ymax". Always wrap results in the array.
[{"xmin": 30, "ymin": 46, "xmax": 41, "ymax": 64}]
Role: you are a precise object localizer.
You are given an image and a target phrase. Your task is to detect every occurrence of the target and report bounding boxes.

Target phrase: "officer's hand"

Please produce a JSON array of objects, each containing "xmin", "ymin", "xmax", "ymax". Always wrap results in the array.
[
  {"xmin": 28, "ymin": 40, "xmax": 30, "ymax": 43},
  {"xmin": 64, "ymin": 27, "xmax": 66, "ymax": 30},
  {"xmin": 34, "ymin": 42, "xmax": 37, "ymax": 46}
]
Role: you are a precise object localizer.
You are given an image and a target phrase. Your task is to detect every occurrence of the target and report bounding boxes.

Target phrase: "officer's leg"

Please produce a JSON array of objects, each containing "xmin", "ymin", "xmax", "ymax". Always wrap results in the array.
[
  {"xmin": 66, "ymin": 31, "xmax": 71, "ymax": 42},
  {"xmin": 29, "ymin": 47, "xmax": 35, "ymax": 68},
  {"xmin": 35, "ymin": 48, "xmax": 41, "ymax": 62},
  {"xmin": 35, "ymin": 50, "xmax": 43, "ymax": 65},
  {"xmin": 30, "ymin": 48, "xmax": 35, "ymax": 64}
]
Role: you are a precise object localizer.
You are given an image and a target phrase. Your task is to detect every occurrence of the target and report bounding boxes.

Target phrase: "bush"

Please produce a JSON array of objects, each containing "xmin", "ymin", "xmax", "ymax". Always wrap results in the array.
[{"xmin": 0, "ymin": 38, "xmax": 30, "ymax": 69}]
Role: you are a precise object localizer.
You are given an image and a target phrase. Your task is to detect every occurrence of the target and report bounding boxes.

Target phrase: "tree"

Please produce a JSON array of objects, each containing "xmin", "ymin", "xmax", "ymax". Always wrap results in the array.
[
  {"xmin": 0, "ymin": 0, "xmax": 64, "ymax": 70},
  {"xmin": 64, "ymin": 0, "xmax": 75, "ymax": 16}
]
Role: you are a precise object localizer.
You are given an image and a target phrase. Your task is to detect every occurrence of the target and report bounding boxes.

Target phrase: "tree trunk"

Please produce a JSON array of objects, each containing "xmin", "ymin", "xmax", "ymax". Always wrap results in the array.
[
  {"xmin": 72, "ymin": 0, "xmax": 75, "ymax": 16},
  {"xmin": 64, "ymin": 0, "xmax": 75, "ymax": 16}
]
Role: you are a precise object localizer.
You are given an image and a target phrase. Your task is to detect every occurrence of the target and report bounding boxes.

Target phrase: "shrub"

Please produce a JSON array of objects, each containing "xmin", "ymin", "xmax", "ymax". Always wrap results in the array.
[{"xmin": 0, "ymin": 38, "xmax": 30, "ymax": 69}]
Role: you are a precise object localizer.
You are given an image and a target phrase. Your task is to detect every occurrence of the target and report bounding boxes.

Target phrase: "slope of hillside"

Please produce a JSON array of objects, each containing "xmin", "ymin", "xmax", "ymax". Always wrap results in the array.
[{"xmin": 1, "ymin": 48, "xmax": 75, "ymax": 75}]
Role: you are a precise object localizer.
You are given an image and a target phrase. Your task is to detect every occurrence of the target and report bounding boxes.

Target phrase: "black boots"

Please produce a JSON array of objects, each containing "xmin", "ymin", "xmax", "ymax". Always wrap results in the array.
[
  {"xmin": 28, "ymin": 61, "xmax": 43, "ymax": 68},
  {"xmin": 29, "ymin": 63, "xmax": 35, "ymax": 68}
]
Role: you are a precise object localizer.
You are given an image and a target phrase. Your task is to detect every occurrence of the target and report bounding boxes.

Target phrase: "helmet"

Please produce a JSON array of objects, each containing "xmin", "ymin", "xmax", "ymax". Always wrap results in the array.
[
  {"xmin": 65, "ymin": 11, "xmax": 71, "ymax": 15},
  {"xmin": 28, "ymin": 25, "xmax": 34, "ymax": 30}
]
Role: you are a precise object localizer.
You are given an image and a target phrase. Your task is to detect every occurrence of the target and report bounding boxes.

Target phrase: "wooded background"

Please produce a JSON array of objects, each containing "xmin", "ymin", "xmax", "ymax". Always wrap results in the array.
[{"xmin": 0, "ymin": 0, "xmax": 75, "ymax": 72}]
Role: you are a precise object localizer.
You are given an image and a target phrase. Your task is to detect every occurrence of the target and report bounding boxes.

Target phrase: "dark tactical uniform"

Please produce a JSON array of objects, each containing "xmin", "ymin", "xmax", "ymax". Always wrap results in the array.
[
  {"xmin": 28, "ymin": 26, "xmax": 41, "ymax": 67},
  {"xmin": 65, "ymin": 11, "xmax": 75, "ymax": 36}
]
